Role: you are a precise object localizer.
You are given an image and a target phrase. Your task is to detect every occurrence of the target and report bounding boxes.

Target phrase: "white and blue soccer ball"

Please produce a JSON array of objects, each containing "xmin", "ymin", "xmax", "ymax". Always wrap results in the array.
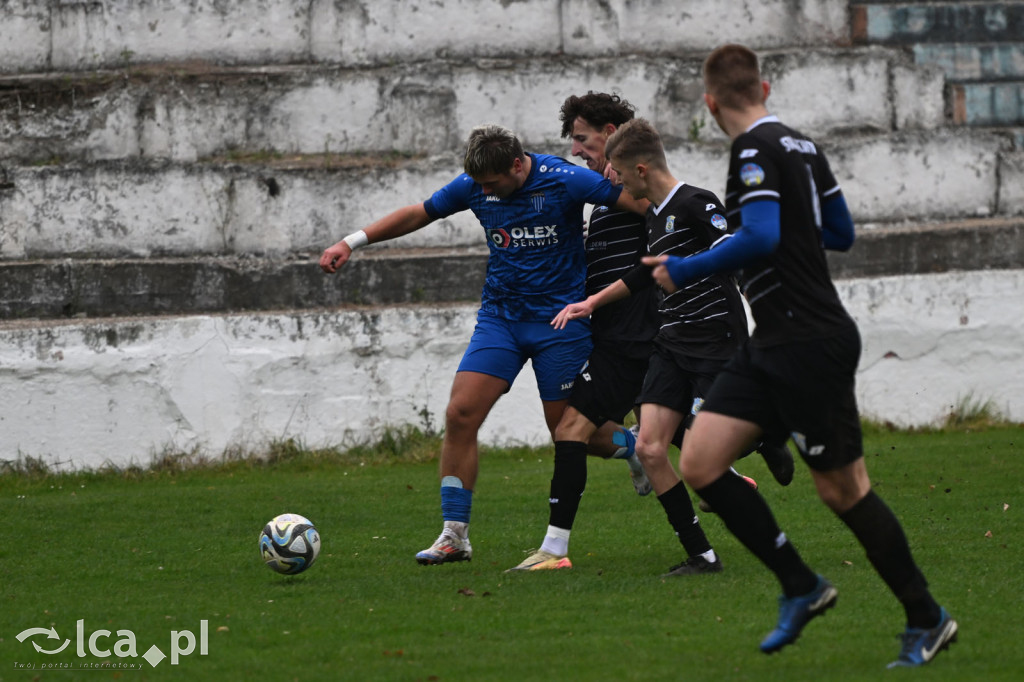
[{"xmin": 259, "ymin": 513, "xmax": 321, "ymax": 575}]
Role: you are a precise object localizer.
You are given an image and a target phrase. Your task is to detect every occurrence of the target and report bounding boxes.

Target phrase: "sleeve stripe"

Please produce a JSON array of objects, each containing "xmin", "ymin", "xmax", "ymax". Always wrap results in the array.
[
  {"xmin": 822, "ymin": 184, "xmax": 842, "ymax": 197},
  {"xmin": 739, "ymin": 189, "xmax": 780, "ymax": 203}
]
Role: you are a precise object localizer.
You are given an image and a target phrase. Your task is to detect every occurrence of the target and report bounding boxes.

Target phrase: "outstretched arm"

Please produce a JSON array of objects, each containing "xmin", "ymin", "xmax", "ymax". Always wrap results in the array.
[
  {"xmin": 320, "ymin": 203, "xmax": 434, "ymax": 273},
  {"xmin": 551, "ymin": 279, "xmax": 631, "ymax": 330},
  {"xmin": 642, "ymin": 199, "xmax": 780, "ymax": 292}
]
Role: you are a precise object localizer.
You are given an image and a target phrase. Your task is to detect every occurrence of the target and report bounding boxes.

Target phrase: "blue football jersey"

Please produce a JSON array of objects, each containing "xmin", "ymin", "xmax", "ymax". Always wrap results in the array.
[{"xmin": 424, "ymin": 153, "xmax": 622, "ymax": 321}]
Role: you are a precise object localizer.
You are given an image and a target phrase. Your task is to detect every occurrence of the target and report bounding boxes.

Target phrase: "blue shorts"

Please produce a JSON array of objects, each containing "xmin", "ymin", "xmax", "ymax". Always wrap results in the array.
[{"xmin": 458, "ymin": 312, "xmax": 592, "ymax": 402}]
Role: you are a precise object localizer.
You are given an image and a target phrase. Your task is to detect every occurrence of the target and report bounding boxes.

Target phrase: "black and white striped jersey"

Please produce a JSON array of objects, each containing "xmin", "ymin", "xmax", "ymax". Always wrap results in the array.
[
  {"xmin": 645, "ymin": 182, "xmax": 749, "ymax": 360},
  {"xmin": 584, "ymin": 205, "xmax": 660, "ymax": 352}
]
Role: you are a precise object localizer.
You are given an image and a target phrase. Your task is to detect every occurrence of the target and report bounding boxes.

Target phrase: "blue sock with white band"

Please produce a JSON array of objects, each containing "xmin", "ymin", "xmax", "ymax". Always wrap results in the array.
[{"xmin": 440, "ymin": 475, "xmax": 472, "ymax": 524}]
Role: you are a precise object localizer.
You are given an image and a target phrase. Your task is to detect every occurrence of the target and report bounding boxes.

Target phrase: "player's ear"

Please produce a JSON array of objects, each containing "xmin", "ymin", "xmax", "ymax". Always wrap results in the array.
[
  {"xmin": 703, "ymin": 92, "xmax": 718, "ymax": 115},
  {"xmin": 761, "ymin": 80, "xmax": 771, "ymax": 102},
  {"xmin": 602, "ymin": 122, "xmax": 617, "ymax": 138}
]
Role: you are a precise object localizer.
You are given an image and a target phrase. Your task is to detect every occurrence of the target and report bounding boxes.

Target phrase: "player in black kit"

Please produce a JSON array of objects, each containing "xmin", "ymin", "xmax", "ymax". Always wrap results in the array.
[
  {"xmin": 509, "ymin": 93, "xmax": 662, "ymax": 571},
  {"xmin": 553, "ymin": 116, "xmax": 773, "ymax": 576},
  {"xmin": 644, "ymin": 44, "xmax": 957, "ymax": 667}
]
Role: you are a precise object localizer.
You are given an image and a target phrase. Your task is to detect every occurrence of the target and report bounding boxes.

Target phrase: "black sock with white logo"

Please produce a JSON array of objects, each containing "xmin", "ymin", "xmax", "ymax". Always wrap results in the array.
[
  {"xmin": 696, "ymin": 471, "xmax": 817, "ymax": 597},
  {"xmin": 657, "ymin": 481, "xmax": 712, "ymax": 558}
]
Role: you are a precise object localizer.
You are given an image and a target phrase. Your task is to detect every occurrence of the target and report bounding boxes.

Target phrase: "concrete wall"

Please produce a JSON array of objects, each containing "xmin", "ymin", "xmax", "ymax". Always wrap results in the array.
[
  {"xmin": 0, "ymin": 0, "xmax": 849, "ymax": 73},
  {"xmin": 0, "ymin": 48, "xmax": 946, "ymax": 163},
  {"xmin": 4, "ymin": 268, "xmax": 1023, "ymax": 470},
  {"xmin": 2, "ymin": 0, "xmax": 1023, "ymax": 469},
  {"xmin": 0, "ymin": 129, "xmax": 1014, "ymax": 265}
]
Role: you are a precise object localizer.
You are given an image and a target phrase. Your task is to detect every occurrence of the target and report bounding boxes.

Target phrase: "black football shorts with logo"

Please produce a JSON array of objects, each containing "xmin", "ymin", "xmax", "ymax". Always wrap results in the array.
[
  {"xmin": 569, "ymin": 342, "xmax": 650, "ymax": 427},
  {"xmin": 702, "ymin": 325, "xmax": 863, "ymax": 472}
]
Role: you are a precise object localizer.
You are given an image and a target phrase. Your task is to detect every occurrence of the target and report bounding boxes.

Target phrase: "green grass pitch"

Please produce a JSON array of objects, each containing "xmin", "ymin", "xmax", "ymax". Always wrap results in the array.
[{"xmin": 2, "ymin": 425, "xmax": 1021, "ymax": 681}]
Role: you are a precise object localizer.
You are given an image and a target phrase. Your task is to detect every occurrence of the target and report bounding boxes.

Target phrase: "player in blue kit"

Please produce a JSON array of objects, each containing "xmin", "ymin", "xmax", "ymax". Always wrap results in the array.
[
  {"xmin": 644, "ymin": 44, "xmax": 957, "ymax": 667},
  {"xmin": 320, "ymin": 124, "xmax": 646, "ymax": 565}
]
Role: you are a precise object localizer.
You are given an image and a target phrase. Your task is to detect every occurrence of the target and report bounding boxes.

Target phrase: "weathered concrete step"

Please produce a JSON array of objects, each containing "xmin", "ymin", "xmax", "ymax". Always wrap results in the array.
[
  {"xmin": 0, "ymin": 0, "xmax": 849, "ymax": 75},
  {"xmin": 0, "ymin": 249, "xmax": 488, "ymax": 320},
  {"xmin": 1, "ymin": 130, "xmax": 1019, "ymax": 263},
  {"xmin": 3, "ymin": 219, "xmax": 1022, "ymax": 321},
  {"xmin": 951, "ymin": 81, "xmax": 1024, "ymax": 125},
  {"xmin": 0, "ymin": 47, "xmax": 943, "ymax": 164},
  {"xmin": 5, "ymin": 267, "xmax": 1022, "ymax": 467},
  {"xmin": 914, "ymin": 43, "xmax": 1024, "ymax": 81},
  {"xmin": 853, "ymin": 2, "xmax": 1024, "ymax": 44},
  {"xmin": 827, "ymin": 217, "xmax": 1024, "ymax": 278}
]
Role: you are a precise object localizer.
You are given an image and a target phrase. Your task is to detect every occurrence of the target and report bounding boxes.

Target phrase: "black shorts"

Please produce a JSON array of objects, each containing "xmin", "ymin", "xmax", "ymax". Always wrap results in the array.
[
  {"xmin": 637, "ymin": 344, "xmax": 729, "ymax": 429},
  {"xmin": 568, "ymin": 342, "xmax": 650, "ymax": 426},
  {"xmin": 702, "ymin": 325, "xmax": 863, "ymax": 472}
]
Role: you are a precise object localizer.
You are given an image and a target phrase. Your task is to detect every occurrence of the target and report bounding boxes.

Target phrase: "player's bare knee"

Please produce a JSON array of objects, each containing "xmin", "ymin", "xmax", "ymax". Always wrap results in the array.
[
  {"xmin": 445, "ymin": 400, "xmax": 487, "ymax": 433},
  {"xmin": 634, "ymin": 439, "xmax": 665, "ymax": 468},
  {"xmin": 677, "ymin": 450, "xmax": 701, "ymax": 486}
]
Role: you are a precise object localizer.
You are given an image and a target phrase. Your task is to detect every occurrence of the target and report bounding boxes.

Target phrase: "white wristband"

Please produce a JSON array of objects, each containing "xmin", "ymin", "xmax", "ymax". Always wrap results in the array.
[{"xmin": 342, "ymin": 230, "xmax": 369, "ymax": 250}]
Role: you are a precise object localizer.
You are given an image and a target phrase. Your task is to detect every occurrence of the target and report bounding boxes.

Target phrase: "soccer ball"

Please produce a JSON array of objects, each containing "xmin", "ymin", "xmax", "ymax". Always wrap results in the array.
[{"xmin": 259, "ymin": 513, "xmax": 321, "ymax": 575}]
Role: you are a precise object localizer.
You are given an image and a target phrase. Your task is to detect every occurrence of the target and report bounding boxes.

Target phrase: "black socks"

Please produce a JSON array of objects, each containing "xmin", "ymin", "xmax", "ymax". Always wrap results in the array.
[
  {"xmin": 658, "ymin": 481, "xmax": 712, "ymax": 557},
  {"xmin": 838, "ymin": 490, "xmax": 941, "ymax": 628},
  {"xmin": 696, "ymin": 470, "xmax": 817, "ymax": 597},
  {"xmin": 549, "ymin": 441, "xmax": 588, "ymax": 530}
]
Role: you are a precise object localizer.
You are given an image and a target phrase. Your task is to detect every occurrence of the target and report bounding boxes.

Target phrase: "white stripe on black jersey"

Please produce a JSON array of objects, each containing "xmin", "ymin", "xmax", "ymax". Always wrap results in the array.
[
  {"xmin": 646, "ymin": 183, "xmax": 748, "ymax": 360},
  {"xmin": 585, "ymin": 205, "xmax": 660, "ymax": 348}
]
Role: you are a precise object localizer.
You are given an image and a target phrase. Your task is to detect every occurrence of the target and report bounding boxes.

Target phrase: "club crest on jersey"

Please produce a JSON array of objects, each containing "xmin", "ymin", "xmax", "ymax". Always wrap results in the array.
[
  {"xmin": 740, "ymin": 163, "xmax": 765, "ymax": 187},
  {"xmin": 710, "ymin": 214, "xmax": 728, "ymax": 231},
  {"xmin": 665, "ymin": 215, "xmax": 676, "ymax": 233},
  {"xmin": 530, "ymin": 192, "xmax": 545, "ymax": 213}
]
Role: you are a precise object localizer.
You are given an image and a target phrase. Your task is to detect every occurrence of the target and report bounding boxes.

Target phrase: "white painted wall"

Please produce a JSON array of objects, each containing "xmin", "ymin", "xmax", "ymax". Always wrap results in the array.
[
  {"xmin": 2, "ymin": 127, "xmax": 1014, "ymax": 262},
  {"xmin": 2, "ymin": 269, "xmax": 1021, "ymax": 470},
  {"xmin": 0, "ymin": 0, "xmax": 849, "ymax": 73}
]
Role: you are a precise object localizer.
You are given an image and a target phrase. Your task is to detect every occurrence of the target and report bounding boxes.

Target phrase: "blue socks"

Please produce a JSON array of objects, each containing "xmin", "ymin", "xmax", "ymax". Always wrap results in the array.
[
  {"xmin": 611, "ymin": 426, "xmax": 637, "ymax": 459},
  {"xmin": 440, "ymin": 475, "xmax": 472, "ymax": 523}
]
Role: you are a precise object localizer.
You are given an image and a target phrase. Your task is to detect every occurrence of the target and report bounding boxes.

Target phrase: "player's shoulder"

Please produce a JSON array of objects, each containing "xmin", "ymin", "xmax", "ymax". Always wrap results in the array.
[
  {"xmin": 441, "ymin": 172, "xmax": 478, "ymax": 191},
  {"xmin": 674, "ymin": 183, "xmax": 724, "ymax": 212},
  {"xmin": 661, "ymin": 185, "xmax": 727, "ymax": 231},
  {"xmin": 734, "ymin": 119, "xmax": 818, "ymax": 157},
  {"xmin": 531, "ymin": 153, "xmax": 599, "ymax": 182}
]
